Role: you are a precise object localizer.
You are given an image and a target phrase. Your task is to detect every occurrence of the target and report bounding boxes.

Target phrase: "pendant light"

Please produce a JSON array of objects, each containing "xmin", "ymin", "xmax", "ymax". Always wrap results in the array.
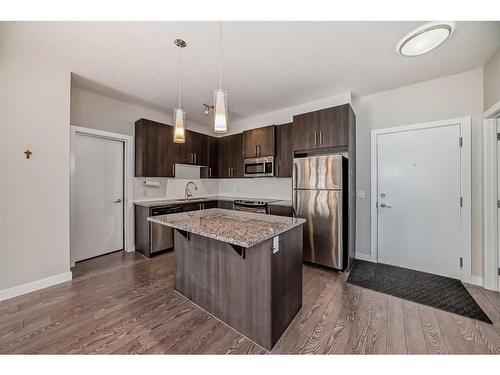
[
  {"xmin": 173, "ymin": 38, "xmax": 186, "ymax": 143},
  {"xmin": 214, "ymin": 22, "xmax": 228, "ymax": 133}
]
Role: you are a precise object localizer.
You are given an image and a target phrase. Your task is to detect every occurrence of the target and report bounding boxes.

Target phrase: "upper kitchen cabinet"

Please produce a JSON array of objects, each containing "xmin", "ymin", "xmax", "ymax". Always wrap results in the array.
[
  {"xmin": 176, "ymin": 130, "xmax": 208, "ymax": 166},
  {"xmin": 292, "ymin": 104, "xmax": 353, "ymax": 151},
  {"xmin": 186, "ymin": 130, "xmax": 208, "ymax": 166},
  {"xmin": 317, "ymin": 105, "xmax": 350, "ymax": 148},
  {"xmin": 275, "ymin": 122, "xmax": 293, "ymax": 177},
  {"xmin": 218, "ymin": 133, "xmax": 243, "ymax": 178},
  {"xmin": 292, "ymin": 111, "xmax": 318, "ymax": 152},
  {"xmin": 206, "ymin": 136, "xmax": 219, "ymax": 178},
  {"xmin": 243, "ymin": 125, "xmax": 275, "ymax": 158},
  {"xmin": 135, "ymin": 118, "xmax": 173, "ymax": 177}
]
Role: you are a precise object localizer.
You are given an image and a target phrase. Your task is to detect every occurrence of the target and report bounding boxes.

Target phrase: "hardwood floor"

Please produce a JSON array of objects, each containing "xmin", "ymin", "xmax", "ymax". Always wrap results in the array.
[{"xmin": 1, "ymin": 250, "xmax": 500, "ymax": 354}]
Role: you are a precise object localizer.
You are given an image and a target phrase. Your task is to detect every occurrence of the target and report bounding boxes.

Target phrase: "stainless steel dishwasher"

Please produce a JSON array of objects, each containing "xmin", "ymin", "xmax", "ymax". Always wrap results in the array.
[{"xmin": 150, "ymin": 205, "xmax": 182, "ymax": 254}]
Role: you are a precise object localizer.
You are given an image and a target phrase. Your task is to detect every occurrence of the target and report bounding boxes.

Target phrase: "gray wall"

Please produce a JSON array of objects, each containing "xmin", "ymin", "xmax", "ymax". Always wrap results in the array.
[
  {"xmin": 0, "ymin": 24, "xmax": 71, "ymax": 292},
  {"xmin": 352, "ymin": 68, "xmax": 484, "ymax": 277},
  {"xmin": 484, "ymin": 48, "xmax": 500, "ymax": 111}
]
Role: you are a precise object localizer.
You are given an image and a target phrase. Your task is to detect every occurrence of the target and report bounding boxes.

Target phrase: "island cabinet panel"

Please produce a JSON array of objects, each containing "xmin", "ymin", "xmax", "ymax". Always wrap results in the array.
[
  {"xmin": 275, "ymin": 122, "xmax": 293, "ymax": 177},
  {"xmin": 243, "ymin": 125, "xmax": 275, "ymax": 158},
  {"xmin": 174, "ymin": 225, "xmax": 302, "ymax": 350}
]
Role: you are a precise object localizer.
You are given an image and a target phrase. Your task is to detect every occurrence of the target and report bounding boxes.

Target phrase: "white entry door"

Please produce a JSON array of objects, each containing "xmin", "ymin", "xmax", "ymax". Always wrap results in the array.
[
  {"xmin": 377, "ymin": 124, "xmax": 461, "ymax": 279},
  {"xmin": 72, "ymin": 134, "xmax": 124, "ymax": 262}
]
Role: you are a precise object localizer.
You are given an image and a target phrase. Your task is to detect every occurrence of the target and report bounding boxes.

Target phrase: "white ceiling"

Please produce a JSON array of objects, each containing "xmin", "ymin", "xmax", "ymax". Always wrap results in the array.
[{"xmin": 15, "ymin": 21, "xmax": 500, "ymax": 126}]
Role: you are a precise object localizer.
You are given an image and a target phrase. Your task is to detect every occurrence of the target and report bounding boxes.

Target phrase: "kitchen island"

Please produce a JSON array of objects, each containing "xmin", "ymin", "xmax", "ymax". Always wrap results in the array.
[{"xmin": 148, "ymin": 208, "xmax": 305, "ymax": 350}]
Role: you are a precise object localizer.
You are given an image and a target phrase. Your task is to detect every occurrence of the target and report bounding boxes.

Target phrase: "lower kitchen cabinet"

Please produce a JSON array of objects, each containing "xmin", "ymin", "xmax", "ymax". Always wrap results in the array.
[
  {"xmin": 218, "ymin": 200, "xmax": 234, "ymax": 210},
  {"xmin": 269, "ymin": 204, "xmax": 293, "ymax": 217}
]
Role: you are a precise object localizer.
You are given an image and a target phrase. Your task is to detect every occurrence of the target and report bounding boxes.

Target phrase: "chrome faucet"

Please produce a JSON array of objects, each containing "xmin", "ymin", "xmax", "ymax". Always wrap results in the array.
[{"xmin": 185, "ymin": 181, "xmax": 198, "ymax": 199}]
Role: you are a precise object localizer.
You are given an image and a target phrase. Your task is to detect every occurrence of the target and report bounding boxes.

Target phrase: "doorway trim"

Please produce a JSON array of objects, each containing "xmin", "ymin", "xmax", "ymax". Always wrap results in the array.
[
  {"xmin": 483, "ymin": 100, "xmax": 500, "ymax": 291},
  {"xmin": 70, "ymin": 126, "xmax": 134, "ymax": 266},
  {"xmin": 370, "ymin": 116, "xmax": 472, "ymax": 283}
]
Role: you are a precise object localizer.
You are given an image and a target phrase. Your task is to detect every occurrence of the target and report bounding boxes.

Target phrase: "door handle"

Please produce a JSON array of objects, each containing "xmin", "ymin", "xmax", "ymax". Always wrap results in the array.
[
  {"xmin": 380, "ymin": 203, "xmax": 392, "ymax": 208},
  {"xmin": 114, "ymin": 198, "xmax": 122, "ymax": 203}
]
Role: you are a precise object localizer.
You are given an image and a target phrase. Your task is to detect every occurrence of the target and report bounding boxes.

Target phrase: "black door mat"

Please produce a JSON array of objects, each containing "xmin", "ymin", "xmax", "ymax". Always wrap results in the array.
[{"xmin": 347, "ymin": 260, "xmax": 492, "ymax": 324}]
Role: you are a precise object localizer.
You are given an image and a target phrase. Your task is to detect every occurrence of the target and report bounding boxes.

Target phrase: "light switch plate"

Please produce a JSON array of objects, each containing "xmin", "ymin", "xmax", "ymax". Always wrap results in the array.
[{"xmin": 356, "ymin": 191, "xmax": 365, "ymax": 199}]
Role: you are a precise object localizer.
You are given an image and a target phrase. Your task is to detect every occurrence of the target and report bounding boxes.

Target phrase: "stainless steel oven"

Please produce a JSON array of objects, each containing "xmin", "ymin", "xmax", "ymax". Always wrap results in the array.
[{"xmin": 244, "ymin": 156, "xmax": 274, "ymax": 177}]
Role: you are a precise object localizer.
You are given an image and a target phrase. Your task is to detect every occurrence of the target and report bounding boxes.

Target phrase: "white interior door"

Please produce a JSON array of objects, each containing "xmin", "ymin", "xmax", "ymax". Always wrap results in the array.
[
  {"xmin": 72, "ymin": 134, "xmax": 124, "ymax": 262},
  {"xmin": 377, "ymin": 124, "xmax": 461, "ymax": 279}
]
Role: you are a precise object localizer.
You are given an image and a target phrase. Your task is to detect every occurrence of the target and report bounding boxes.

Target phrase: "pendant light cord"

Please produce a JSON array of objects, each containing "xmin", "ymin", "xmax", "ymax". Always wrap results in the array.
[
  {"xmin": 178, "ymin": 44, "xmax": 182, "ymax": 109},
  {"xmin": 219, "ymin": 21, "xmax": 223, "ymax": 90}
]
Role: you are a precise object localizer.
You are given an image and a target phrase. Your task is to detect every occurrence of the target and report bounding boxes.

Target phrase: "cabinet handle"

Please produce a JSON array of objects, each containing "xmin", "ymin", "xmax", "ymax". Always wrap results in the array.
[
  {"xmin": 258, "ymin": 144, "xmax": 261, "ymax": 156},
  {"xmin": 314, "ymin": 132, "xmax": 317, "ymax": 146},
  {"xmin": 209, "ymin": 168, "xmax": 212, "ymax": 177},
  {"xmin": 171, "ymin": 165, "xmax": 175, "ymax": 176},
  {"xmin": 276, "ymin": 163, "xmax": 279, "ymax": 176},
  {"xmin": 320, "ymin": 131, "xmax": 323, "ymax": 145},
  {"xmin": 194, "ymin": 153, "xmax": 197, "ymax": 164},
  {"xmin": 255, "ymin": 145, "xmax": 258, "ymax": 156}
]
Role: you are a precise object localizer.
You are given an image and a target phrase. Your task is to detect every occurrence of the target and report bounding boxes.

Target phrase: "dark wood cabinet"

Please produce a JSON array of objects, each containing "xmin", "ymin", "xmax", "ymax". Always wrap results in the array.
[
  {"xmin": 269, "ymin": 204, "xmax": 293, "ymax": 217},
  {"xmin": 292, "ymin": 104, "xmax": 351, "ymax": 152},
  {"xmin": 243, "ymin": 125, "xmax": 275, "ymax": 158},
  {"xmin": 135, "ymin": 119, "xmax": 211, "ymax": 177},
  {"xmin": 292, "ymin": 111, "xmax": 319, "ymax": 152},
  {"xmin": 218, "ymin": 133, "xmax": 243, "ymax": 178},
  {"xmin": 275, "ymin": 123, "xmax": 293, "ymax": 177},
  {"xmin": 135, "ymin": 119, "xmax": 174, "ymax": 177},
  {"xmin": 179, "ymin": 130, "xmax": 208, "ymax": 166},
  {"xmin": 218, "ymin": 200, "xmax": 234, "ymax": 210},
  {"xmin": 317, "ymin": 105, "xmax": 350, "ymax": 148},
  {"xmin": 207, "ymin": 136, "xmax": 219, "ymax": 178}
]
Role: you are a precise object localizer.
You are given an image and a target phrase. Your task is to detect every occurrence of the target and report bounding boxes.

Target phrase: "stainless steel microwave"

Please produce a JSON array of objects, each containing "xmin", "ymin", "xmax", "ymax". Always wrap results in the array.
[{"xmin": 244, "ymin": 156, "xmax": 274, "ymax": 177}]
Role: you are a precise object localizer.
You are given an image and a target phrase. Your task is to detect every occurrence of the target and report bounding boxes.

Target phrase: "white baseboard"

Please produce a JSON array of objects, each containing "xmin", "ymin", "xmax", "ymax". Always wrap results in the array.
[
  {"xmin": 469, "ymin": 275, "xmax": 483, "ymax": 287},
  {"xmin": 355, "ymin": 252, "xmax": 374, "ymax": 262},
  {"xmin": 0, "ymin": 271, "xmax": 73, "ymax": 302}
]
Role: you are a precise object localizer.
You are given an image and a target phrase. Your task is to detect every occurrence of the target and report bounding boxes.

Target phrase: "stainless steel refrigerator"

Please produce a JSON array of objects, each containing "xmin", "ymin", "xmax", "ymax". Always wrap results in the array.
[{"xmin": 293, "ymin": 154, "xmax": 348, "ymax": 270}]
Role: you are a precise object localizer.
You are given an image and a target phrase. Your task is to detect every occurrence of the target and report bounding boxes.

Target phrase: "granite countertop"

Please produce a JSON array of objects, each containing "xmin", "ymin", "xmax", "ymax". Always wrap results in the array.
[
  {"xmin": 134, "ymin": 196, "xmax": 287, "ymax": 208},
  {"xmin": 147, "ymin": 208, "xmax": 305, "ymax": 248}
]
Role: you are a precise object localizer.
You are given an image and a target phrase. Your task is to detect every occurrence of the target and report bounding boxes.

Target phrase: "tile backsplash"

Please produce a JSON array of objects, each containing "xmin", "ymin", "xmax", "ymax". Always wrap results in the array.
[{"xmin": 134, "ymin": 173, "xmax": 292, "ymax": 202}]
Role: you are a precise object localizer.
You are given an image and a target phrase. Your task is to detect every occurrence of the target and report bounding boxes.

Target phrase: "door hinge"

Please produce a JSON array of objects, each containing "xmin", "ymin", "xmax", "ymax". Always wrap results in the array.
[
  {"xmin": 459, "ymin": 137, "xmax": 463, "ymax": 147},
  {"xmin": 460, "ymin": 257, "xmax": 463, "ymax": 268},
  {"xmin": 460, "ymin": 196, "xmax": 463, "ymax": 207}
]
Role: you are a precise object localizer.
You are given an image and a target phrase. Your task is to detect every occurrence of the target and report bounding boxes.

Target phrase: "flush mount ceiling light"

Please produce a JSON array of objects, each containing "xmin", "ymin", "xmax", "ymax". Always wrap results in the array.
[
  {"xmin": 173, "ymin": 38, "xmax": 186, "ymax": 143},
  {"xmin": 396, "ymin": 22, "xmax": 455, "ymax": 57}
]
